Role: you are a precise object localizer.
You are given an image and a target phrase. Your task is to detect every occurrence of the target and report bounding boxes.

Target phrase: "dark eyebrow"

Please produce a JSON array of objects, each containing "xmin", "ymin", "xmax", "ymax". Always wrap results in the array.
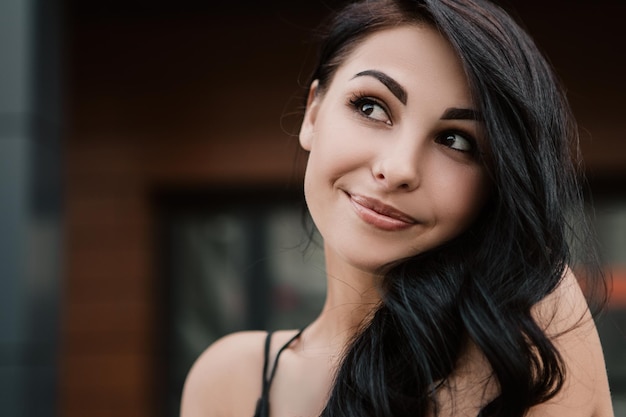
[
  {"xmin": 441, "ymin": 107, "xmax": 481, "ymax": 121},
  {"xmin": 352, "ymin": 70, "xmax": 407, "ymax": 105}
]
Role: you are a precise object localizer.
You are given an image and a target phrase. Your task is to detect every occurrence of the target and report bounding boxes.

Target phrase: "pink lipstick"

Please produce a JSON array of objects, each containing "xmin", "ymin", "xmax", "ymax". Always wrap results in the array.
[{"xmin": 348, "ymin": 193, "xmax": 417, "ymax": 231}]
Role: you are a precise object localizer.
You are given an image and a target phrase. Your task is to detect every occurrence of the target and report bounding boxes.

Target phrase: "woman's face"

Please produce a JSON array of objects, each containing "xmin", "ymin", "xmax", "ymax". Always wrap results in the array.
[{"xmin": 300, "ymin": 24, "xmax": 491, "ymax": 273}]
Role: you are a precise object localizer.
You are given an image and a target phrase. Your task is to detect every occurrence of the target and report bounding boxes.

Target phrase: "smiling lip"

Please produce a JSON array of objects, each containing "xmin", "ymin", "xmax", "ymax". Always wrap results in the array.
[{"xmin": 348, "ymin": 193, "xmax": 417, "ymax": 231}]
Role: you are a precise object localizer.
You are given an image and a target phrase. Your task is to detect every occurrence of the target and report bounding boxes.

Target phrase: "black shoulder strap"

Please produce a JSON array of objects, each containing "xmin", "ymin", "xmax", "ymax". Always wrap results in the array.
[
  {"xmin": 267, "ymin": 329, "xmax": 304, "ymax": 386},
  {"xmin": 253, "ymin": 329, "xmax": 304, "ymax": 417},
  {"xmin": 261, "ymin": 331, "xmax": 273, "ymax": 394},
  {"xmin": 254, "ymin": 331, "xmax": 273, "ymax": 417}
]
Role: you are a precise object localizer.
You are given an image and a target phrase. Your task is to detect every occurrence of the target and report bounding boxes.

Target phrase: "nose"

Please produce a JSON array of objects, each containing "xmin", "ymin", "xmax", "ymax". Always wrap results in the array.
[{"xmin": 372, "ymin": 141, "xmax": 422, "ymax": 191}]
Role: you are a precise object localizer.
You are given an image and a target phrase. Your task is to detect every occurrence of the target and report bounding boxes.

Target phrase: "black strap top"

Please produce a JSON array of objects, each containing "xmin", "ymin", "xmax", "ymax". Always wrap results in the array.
[
  {"xmin": 251, "ymin": 330, "xmax": 484, "ymax": 417},
  {"xmin": 253, "ymin": 329, "xmax": 304, "ymax": 417}
]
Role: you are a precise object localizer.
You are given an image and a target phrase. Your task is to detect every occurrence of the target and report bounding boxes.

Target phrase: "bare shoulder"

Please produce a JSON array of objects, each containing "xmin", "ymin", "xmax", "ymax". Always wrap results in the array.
[
  {"xmin": 529, "ymin": 268, "xmax": 614, "ymax": 417},
  {"xmin": 180, "ymin": 330, "xmax": 267, "ymax": 417}
]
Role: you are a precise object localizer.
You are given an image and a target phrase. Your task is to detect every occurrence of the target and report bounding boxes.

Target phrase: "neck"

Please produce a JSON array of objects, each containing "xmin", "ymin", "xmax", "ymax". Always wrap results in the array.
[{"xmin": 298, "ymin": 248, "xmax": 383, "ymax": 359}]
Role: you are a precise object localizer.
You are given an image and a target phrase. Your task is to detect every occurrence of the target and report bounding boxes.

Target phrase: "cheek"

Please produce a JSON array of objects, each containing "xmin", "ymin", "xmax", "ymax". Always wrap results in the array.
[
  {"xmin": 308, "ymin": 126, "xmax": 371, "ymax": 178},
  {"xmin": 435, "ymin": 168, "xmax": 490, "ymax": 227},
  {"xmin": 302, "ymin": 143, "xmax": 341, "ymax": 207}
]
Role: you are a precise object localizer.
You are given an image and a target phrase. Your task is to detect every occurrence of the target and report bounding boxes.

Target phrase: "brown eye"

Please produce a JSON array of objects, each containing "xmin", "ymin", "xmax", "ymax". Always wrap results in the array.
[
  {"xmin": 436, "ymin": 131, "xmax": 475, "ymax": 153},
  {"xmin": 360, "ymin": 102, "xmax": 377, "ymax": 116},
  {"xmin": 350, "ymin": 96, "xmax": 391, "ymax": 125}
]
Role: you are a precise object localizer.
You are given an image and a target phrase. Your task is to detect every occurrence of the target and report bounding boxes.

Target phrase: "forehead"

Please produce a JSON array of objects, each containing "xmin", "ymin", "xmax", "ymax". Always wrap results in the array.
[{"xmin": 330, "ymin": 25, "xmax": 472, "ymax": 106}]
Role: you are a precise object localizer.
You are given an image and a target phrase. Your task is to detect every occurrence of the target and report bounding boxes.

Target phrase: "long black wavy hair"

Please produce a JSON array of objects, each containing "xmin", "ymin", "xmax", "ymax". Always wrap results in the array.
[{"xmin": 301, "ymin": 0, "xmax": 605, "ymax": 416}]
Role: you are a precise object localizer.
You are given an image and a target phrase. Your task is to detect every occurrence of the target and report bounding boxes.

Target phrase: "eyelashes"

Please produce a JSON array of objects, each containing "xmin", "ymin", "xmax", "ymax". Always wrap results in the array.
[
  {"xmin": 347, "ymin": 92, "xmax": 482, "ymax": 158},
  {"xmin": 349, "ymin": 93, "xmax": 392, "ymax": 125},
  {"xmin": 434, "ymin": 130, "xmax": 480, "ymax": 157}
]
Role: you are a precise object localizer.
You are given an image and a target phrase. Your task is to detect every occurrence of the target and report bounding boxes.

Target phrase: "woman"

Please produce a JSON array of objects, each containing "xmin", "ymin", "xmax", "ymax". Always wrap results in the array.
[{"xmin": 180, "ymin": 0, "xmax": 613, "ymax": 416}]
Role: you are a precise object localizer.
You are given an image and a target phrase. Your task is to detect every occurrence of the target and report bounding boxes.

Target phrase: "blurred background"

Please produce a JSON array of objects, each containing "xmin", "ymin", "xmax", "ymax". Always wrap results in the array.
[{"xmin": 0, "ymin": 0, "xmax": 624, "ymax": 416}]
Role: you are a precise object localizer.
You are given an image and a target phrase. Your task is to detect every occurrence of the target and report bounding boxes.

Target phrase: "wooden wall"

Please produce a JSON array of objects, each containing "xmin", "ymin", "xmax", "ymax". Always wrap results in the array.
[{"xmin": 59, "ymin": 1, "xmax": 626, "ymax": 416}]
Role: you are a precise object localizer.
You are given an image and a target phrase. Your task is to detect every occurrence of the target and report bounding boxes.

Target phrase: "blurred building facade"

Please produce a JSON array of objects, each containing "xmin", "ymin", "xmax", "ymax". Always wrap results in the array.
[{"xmin": 0, "ymin": 0, "xmax": 63, "ymax": 416}]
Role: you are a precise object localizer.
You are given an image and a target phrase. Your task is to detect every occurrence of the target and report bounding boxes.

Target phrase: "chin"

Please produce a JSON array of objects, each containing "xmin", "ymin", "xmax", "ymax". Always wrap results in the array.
[{"xmin": 336, "ymin": 245, "xmax": 422, "ymax": 276}]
